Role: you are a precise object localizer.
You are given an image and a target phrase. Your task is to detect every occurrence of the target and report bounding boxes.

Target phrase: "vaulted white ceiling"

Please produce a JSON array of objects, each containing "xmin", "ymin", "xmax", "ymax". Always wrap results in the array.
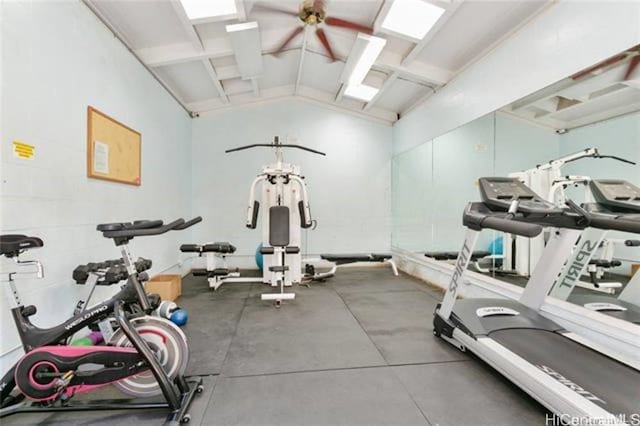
[{"xmin": 85, "ymin": 0, "xmax": 551, "ymax": 123}]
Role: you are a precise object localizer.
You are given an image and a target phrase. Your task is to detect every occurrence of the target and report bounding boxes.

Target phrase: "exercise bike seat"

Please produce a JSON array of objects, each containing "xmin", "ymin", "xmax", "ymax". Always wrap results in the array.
[{"xmin": 0, "ymin": 235, "xmax": 44, "ymax": 257}]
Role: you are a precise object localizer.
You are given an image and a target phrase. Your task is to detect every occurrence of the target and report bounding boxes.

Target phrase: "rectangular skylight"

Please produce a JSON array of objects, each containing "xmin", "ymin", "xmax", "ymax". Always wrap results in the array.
[
  {"xmin": 179, "ymin": 0, "xmax": 237, "ymax": 21},
  {"xmin": 226, "ymin": 22, "xmax": 263, "ymax": 79},
  {"xmin": 382, "ymin": 0, "xmax": 445, "ymax": 40},
  {"xmin": 340, "ymin": 34, "xmax": 387, "ymax": 86},
  {"xmin": 344, "ymin": 84, "xmax": 379, "ymax": 102}
]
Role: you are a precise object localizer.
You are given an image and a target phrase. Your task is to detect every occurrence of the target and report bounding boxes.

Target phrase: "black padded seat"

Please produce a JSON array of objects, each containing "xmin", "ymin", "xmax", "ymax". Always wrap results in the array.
[
  {"xmin": 424, "ymin": 251, "xmax": 490, "ymax": 261},
  {"xmin": 192, "ymin": 268, "xmax": 208, "ymax": 276},
  {"xmin": 211, "ymin": 268, "xmax": 230, "ymax": 276},
  {"xmin": 589, "ymin": 259, "xmax": 622, "ymax": 268},
  {"xmin": 180, "ymin": 244, "xmax": 202, "ymax": 253},
  {"xmin": 203, "ymin": 242, "xmax": 236, "ymax": 254},
  {"xmin": 320, "ymin": 253, "xmax": 392, "ymax": 265},
  {"xmin": 0, "ymin": 235, "xmax": 44, "ymax": 257},
  {"xmin": 269, "ymin": 265, "xmax": 289, "ymax": 272}
]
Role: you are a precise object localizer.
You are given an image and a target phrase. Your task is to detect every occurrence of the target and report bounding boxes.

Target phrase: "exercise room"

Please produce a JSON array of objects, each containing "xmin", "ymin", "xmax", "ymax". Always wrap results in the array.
[{"xmin": 1, "ymin": 0, "xmax": 639, "ymax": 425}]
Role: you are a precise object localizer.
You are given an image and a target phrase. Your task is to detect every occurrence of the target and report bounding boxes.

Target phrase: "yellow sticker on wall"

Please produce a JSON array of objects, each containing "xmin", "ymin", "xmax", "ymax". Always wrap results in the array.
[{"xmin": 13, "ymin": 141, "xmax": 35, "ymax": 159}]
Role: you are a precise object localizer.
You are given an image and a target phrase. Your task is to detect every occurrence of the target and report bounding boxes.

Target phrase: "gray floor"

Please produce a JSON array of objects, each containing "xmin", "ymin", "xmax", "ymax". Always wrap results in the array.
[{"xmin": 4, "ymin": 267, "xmax": 547, "ymax": 425}]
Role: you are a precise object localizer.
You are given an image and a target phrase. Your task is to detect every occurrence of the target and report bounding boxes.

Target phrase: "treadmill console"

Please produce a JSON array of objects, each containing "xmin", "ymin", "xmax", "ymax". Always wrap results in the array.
[
  {"xmin": 478, "ymin": 177, "xmax": 562, "ymax": 214},
  {"xmin": 589, "ymin": 180, "xmax": 640, "ymax": 213}
]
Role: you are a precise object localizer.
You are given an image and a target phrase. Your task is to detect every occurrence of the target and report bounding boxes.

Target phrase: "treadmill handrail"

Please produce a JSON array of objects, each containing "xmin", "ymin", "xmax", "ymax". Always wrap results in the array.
[
  {"xmin": 463, "ymin": 204, "xmax": 543, "ymax": 237},
  {"xmin": 567, "ymin": 200, "xmax": 640, "ymax": 234}
]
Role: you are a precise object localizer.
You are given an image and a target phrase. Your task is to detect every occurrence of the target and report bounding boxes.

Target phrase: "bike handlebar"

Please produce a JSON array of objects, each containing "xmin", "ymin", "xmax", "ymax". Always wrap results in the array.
[
  {"xmin": 175, "ymin": 216, "xmax": 203, "ymax": 230},
  {"xmin": 100, "ymin": 217, "xmax": 202, "ymax": 239}
]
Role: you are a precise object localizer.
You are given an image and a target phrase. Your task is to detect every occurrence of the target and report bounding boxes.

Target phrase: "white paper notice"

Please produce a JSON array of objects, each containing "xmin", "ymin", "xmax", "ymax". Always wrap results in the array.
[{"xmin": 94, "ymin": 140, "xmax": 109, "ymax": 174}]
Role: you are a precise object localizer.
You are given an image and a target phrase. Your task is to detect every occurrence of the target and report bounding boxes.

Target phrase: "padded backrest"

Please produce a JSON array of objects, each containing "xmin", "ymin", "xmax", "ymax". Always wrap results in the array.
[{"xmin": 269, "ymin": 206, "xmax": 290, "ymax": 247}]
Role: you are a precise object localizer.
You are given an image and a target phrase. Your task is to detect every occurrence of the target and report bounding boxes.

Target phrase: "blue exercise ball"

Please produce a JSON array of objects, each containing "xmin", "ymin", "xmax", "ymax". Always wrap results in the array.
[
  {"xmin": 255, "ymin": 243, "xmax": 264, "ymax": 271},
  {"xmin": 170, "ymin": 309, "xmax": 188, "ymax": 326},
  {"xmin": 488, "ymin": 237, "xmax": 503, "ymax": 256}
]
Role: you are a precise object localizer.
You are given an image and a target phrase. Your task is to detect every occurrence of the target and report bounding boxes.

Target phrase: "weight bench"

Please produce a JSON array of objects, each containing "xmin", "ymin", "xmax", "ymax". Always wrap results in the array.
[
  {"xmin": 425, "ymin": 251, "xmax": 491, "ymax": 261},
  {"xmin": 180, "ymin": 242, "xmax": 260, "ymax": 290},
  {"xmin": 305, "ymin": 253, "xmax": 398, "ymax": 281}
]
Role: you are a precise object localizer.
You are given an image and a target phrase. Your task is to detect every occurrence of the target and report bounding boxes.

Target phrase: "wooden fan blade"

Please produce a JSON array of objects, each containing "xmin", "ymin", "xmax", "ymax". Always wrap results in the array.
[
  {"xmin": 324, "ymin": 17, "xmax": 373, "ymax": 34},
  {"xmin": 251, "ymin": 2, "xmax": 298, "ymax": 17},
  {"xmin": 274, "ymin": 26, "xmax": 304, "ymax": 56},
  {"xmin": 316, "ymin": 28, "xmax": 336, "ymax": 62},
  {"xmin": 623, "ymin": 56, "xmax": 640, "ymax": 80}
]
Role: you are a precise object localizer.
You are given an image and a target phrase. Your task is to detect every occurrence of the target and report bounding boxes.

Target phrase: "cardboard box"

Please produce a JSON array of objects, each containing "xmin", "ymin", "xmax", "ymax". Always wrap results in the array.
[
  {"xmin": 145, "ymin": 274, "xmax": 182, "ymax": 301},
  {"xmin": 632, "ymin": 264, "xmax": 640, "ymax": 277}
]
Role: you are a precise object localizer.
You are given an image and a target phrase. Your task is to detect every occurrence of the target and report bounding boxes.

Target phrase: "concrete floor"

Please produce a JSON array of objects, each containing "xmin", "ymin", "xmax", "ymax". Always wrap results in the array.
[{"xmin": 3, "ymin": 267, "xmax": 547, "ymax": 425}]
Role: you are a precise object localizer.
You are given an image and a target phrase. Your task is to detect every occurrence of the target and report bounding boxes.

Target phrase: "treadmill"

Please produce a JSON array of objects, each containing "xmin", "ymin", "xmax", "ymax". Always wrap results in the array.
[
  {"xmin": 566, "ymin": 179, "xmax": 640, "ymax": 323},
  {"xmin": 433, "ymin": 177, "xmax": 640, "ymax": 423}
]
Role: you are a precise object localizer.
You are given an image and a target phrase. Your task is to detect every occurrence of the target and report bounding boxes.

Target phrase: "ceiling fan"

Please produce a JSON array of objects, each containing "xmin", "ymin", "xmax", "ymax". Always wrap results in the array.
[{"xmin": 251, "ymin": 0, "xmax": 373, "ymax": 61}]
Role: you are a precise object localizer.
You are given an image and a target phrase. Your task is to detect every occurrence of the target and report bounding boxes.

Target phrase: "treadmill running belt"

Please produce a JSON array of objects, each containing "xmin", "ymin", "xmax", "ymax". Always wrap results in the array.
[{"xmin": 490, "ymin": 328, "xmax": 639, "ymax": 417}]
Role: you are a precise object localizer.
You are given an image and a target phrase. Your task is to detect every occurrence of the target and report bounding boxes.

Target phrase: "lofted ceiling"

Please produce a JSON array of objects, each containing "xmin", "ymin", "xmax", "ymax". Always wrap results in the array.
[
  {"xmin": 502, "ymin": 46, "xmax": 640, "ymax": 131},
  {"xmin": 85, "ymin": 0, "xmax": 551, "ymax": 123}
]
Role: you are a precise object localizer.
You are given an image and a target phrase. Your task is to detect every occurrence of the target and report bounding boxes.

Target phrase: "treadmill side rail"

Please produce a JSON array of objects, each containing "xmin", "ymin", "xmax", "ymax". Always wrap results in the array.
[{"xmin": 456, "ymin": 331, "xmax": 627, "ymax": 425}]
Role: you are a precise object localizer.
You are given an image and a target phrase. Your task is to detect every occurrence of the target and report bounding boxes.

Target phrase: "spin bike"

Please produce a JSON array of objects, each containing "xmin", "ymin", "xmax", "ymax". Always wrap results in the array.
[{"xmin": 0, "ymin": 217, "xmax": 202, "ymax": 425}]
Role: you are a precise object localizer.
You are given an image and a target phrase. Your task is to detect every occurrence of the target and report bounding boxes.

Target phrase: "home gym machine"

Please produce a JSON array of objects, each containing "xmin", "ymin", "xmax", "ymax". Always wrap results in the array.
[
  {"xmin": 0, "ymin": 217, "xmax": 203, "ymax": 425},
  {"xmin": 506, "ymin": 147, "xmax": 635, "ymax": 277},
  {"xmin": 433, "ymin": 177, "xmax": 640, "ymax": 422},
  {"xmin": 548, "ymin": 179, "xmax": 640, "ymax": 323},
  {"xmin": 225, "ymin": 136, "xmax": 325, "ymax": 304}
]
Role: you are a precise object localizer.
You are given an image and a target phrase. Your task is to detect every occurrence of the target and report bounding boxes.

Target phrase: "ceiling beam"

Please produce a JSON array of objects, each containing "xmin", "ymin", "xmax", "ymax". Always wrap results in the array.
[
  {"xmin": 363, "ymin": 73, "xmax": 398, "ymax": 111},
  {"xmin": 137, "ymin": 28, "xmax": 454, "ymax": 87},
  {"xmin": 202, "ymin": 60, "xmax": 230, "ymax": 103},
  {"xmin": 295, "ymin": 27, "xmax": 310, "ymax": 95},
  {"xmin": 169, "ymin": 0, "xmax": 204, "ymax": 51},
  {"xmin": 251, "ymin": 78, "xmax": 260, "ymax": 97},
  {"xmin": 186, "ymin": 84, "xmax": 397, "ymax": 124},
  {"xmin": 169, "ymin": 0, "xmax": 229, "ymax": 103},
  {"xmin": 401, "ymin": 0, "xmax": 463, "ymax": 65}
]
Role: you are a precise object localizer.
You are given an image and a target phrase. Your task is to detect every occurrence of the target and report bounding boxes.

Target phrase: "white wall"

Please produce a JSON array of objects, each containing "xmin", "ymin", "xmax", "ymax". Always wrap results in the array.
[
  {"xmin": 0, "ymin": 0, "xmax": 192, "ymax": 371},
  {"xmin": 393, "ymin": 1, "xmax": 640, "ymax": 155},
  {"xmin": 191, "ymin": 99, "xmax": 393, "ymax": 265}
]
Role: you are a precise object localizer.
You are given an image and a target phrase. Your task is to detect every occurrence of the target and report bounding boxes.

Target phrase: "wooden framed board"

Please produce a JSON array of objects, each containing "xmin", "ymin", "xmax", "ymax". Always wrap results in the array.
[{"xmin": 87, "ymin": 106, "xmax": 141, "ymax": 185}]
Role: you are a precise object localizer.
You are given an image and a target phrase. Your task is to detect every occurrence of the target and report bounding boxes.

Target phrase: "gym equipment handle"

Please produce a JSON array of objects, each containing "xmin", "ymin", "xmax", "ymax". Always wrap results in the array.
[
  {"xmin": 225, "ymin": 143, "xmax": 326, "ymax": 156},
  {"xmin": 480, "ymin": 216, "xmax": 543, "ymax": 238},
  {"xmin": 588, "ymin": 216, "xmax": 640, "ymax": 234},
  {"xmin": 175, "ymin": 216, "xmax": 202, "ymax": 230}
]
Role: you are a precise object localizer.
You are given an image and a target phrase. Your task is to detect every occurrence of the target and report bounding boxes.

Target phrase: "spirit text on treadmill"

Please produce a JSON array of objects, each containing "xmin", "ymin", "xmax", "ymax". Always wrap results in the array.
[
  {"xmin": 449, "ymin": 241, "xmax": 472, "ymax": 292},
  {"xmin": 538, "ymin": 365, "xmax": 605, "ymax": 404},
  {"xmin": 556, "ymin": 239, "xmax": 599, "ymax": 290}
]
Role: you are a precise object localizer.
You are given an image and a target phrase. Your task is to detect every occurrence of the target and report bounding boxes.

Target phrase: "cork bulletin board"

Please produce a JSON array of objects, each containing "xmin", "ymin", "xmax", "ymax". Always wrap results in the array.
[{"xmin": 87, "ymin": 106, "xmax": 141, "ymax": 185}]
